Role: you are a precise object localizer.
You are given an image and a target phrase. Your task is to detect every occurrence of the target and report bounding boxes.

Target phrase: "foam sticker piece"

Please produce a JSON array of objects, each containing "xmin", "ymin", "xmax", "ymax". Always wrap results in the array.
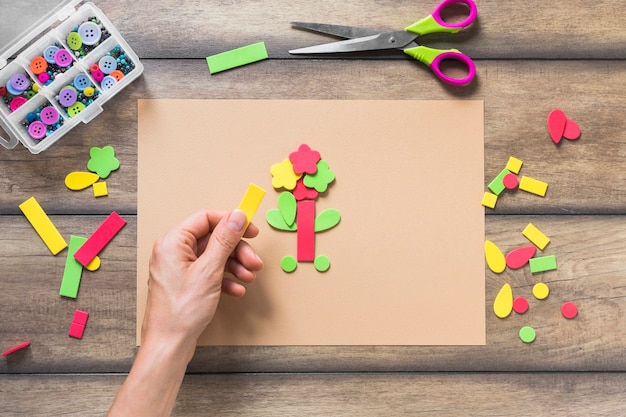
[
  {"xmin": 522, "ymin": 223, "xmax": 550, "ymax": 250},
  {"xmin": 296, "ymin": 200, "xmax": 315, "ymax": 262},
  {"xmin": 1, "ymin": 341, "xmax": 30, "ymax": 357},
  {"xmin": 59, "ymin": 235, "xmax": 87, "ymax": 298},
  {"xmin": 481, "ymin": 192, "xmax": 498, "ymax": 209},
  {"xmin": 314, "ymin": 255, "xmax": 331, "ymax": 272},
  {"xmin": 270, "ymin": 158, "xmax": 302, "ymax": 190},
  {"xmin": 237, "ymin": 183, "xmax": 266, "ymax": 228},
  {"xmin": 548, "ymin": 109, "xmax": 567, "ymax": 144},
  {"xmin": 519, "ymin": 326, "xmax": 536, "ymax": 343},
  {"xmin": 493, "ymin": 283, "xmax": 513, "ymax": 318},
  {"xmin": 19, "ymin": 196, "xmax": 68, "ymax": 255},
  {"xmin": 281, "ymin": 255, "xmax": 298, "ymax": 273},
  {"xmin": 266, "ymin": 209, "xmax": 298, "ymax": 231},
  {"xmin": 529, "ymin": 255, "xmax": 557, "ymax": 274},
  {"xmin": 206, "ymin": 42, "xmax": 268, "ymax": 74},
  {"xmin": 68, "ymin": 309, "xmax": 89, "ymax": 339},
  {"xmin": 513, "ymin": 296, "xmax": 529, "ymax": 314},
  {"xmin": 561, "ymin": 301, "xmax": 578, "ymax": 319},
  {"xmin": 484, "ymin": 240, "xmax": 506, "ymax": 273},
  {"xmin": 505, "ymin": 156, "xmax": 523, "ymax": 174},
  {"xmin": 74, "ymin": 211, "xmax": 127, "ymax": 267},
  {"xmin": 277, "ymin": 191, "xmax": 297, "ymax": 226},
  {"xmin": 314, "ymin": 208, "xmax": 341, "ymax": 232},
  {"xmin": 289, "ymin": 144, "xmax": 321, "ymax": 175},
  {"xmin": 487, "ymin": 168, "xmax": 511, "ymax": 196},
  {"xmin": 502, "ymin": 173, "xmax": 519, "ymax": 190},
  {"xmin": 563, "ymin": 118, "xmax": 581, "ymax": 140},
  {"xmin": 87, "ymin": 146, "xmax": 120, "ymax": 179},
  {"xmin": 532, "ymin": 282, "xmax": 550, "ymax": 300},
  {"xmin": 505, "ymin": 245, "xmax": 537, "ymax": 269},
  {"xmin": 65, "ymin": 171, "xmax": 100, "ymax": 190},
  {"xmin": 303, "ymin": 160, "xmax": 335, "ymax": 193},
  {"xmin": 93, "ymin": 181, "xmax": 108, "ymax": 197},
  {"xmin": 85, "ymin": 255, "xmax": 101, "ymax": 271},
  {"xmin": 519, "ymin": 176, "xmax": 548, "ymax": 197}
]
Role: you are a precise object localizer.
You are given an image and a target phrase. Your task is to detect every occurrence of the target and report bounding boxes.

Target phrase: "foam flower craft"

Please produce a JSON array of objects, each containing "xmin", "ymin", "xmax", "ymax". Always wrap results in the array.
[
  {"xmin": 303, "ymin": 159, "xmax": 335, "ymax": 193},
  {"xmin": 289, "ymin": 144, "xmax": 321, "ymax": 175},
  {"xmin": 270, "ymin": 158, "xmax": 302, "ymax": 190},
  {"xmin": 87, "ymin": 146, "xmax": 120, "ymax": 179}
]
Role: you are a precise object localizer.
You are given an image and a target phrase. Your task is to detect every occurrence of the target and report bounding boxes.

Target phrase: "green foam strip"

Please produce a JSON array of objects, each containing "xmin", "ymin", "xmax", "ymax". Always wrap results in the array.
[
  {"xmin": 206, "ymin": 42, "xmax": 268, "ymax": 74},
  {"xmin": 529, "ymin": 255, "xmax": 557, "ymax": 273},
  {"xmin": 59, "ymin": 235, "xmax": 87, "ymax": 298}
]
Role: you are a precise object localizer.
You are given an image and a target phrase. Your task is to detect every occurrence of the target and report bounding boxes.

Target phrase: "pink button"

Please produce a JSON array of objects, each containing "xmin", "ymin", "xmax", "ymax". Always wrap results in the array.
[
  {"xmin": 38, "ymin": 72, "xmax": 50, "ymax": 84},
  {"xmin": 40, "ymin": 106, "xmax": 60, "ymax": 125},
  {"xmin": 10, "ymin": 96, "xmax": 27, "ymax": 112},
  {"xmin": 54, "ymin": 49, "xmax": 73, "ymax": 67},
  {"xmin": 28, "ymin": 121, "xmax": 47, "ymax": 139},
  {"xmin": 92, "ymin": 68, "xmax": 105, "ymax": 83}
]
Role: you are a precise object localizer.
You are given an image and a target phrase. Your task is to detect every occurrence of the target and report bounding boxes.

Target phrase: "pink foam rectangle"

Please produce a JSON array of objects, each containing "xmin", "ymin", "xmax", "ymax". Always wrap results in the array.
[{"xmin": 74, "ymin": 211, "xmax": 126, "ymax": 267}]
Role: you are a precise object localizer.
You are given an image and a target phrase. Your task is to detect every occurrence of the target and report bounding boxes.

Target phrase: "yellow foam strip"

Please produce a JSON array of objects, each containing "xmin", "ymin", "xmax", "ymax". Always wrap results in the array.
[
  {"xmin": 237, "ymin": 183, "xmax": 266, "ymax": 228},
  {"xmin": 19, "ymin": 196, "xmax": 67, "ymax": 255}
]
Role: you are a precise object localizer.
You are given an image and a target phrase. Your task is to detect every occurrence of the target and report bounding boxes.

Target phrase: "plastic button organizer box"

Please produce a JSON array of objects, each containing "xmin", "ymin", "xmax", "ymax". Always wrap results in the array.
[{"xmin": 0, "ymin": 0, "xmax": 143, "ymax": 154}]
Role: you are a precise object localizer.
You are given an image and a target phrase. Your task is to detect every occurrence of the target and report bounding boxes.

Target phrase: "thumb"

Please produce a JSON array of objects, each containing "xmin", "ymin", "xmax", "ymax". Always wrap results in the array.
[{"xmin": 201, "ymin": 209, "xmax": 248, "ymax": 267}]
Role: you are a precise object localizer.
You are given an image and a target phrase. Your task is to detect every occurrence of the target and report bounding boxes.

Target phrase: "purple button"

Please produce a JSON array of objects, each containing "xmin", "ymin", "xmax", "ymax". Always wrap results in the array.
[
  {"xmin": 28, "ymin": 121, "xmax": 47, "ymax": 139},
  {"xmin": 9, "ymin": 73, "xmax": 30, "ymax": 92},
  {"xmin": 54, "ymin": 49, "xmax": 73, "ymax": 67},
  {"xmin": 40, "ymin": 106, "xmax": 60, "ymax": 125},
  {"xmin": 58, "ymin": 87, "xmax": 77, "ymax": 107},
  {"xmin": 10, "ymin": 96, "xmax": 27, "ymax": 112}
]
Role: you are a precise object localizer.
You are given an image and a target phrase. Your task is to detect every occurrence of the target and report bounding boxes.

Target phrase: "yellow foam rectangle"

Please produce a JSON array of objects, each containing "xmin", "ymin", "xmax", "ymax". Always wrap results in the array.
[
  {"xmin": 237, "ymin": 183, "xmax": 266, "ymax": 227},
  {"xmin": 19, "ymin": 196, "xmax": 68, "ymax": 255},
  {"xmin": 93, "ymin": 181, "xmax": 108, "ymax": 197},
  {"xmin": 522, "ymin": 223, "xmax": 550, "ymax": 250},
  {"xmin": 519, "ymin": 176, "xmax": 548, "ymax": 197},
  {"xmin": 481, "ymin": 191, "xmax": 498, "ymax": 209},
  {"xmin": 505, "ymin": 156, "xmax": 523, "ymax": 174}
]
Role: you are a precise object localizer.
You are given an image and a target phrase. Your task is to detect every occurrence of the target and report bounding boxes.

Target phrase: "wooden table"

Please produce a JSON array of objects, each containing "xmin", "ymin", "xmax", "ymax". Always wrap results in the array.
[{"xmin": 1, "ymin": 1, "xmax": 625, "ymax": 415}]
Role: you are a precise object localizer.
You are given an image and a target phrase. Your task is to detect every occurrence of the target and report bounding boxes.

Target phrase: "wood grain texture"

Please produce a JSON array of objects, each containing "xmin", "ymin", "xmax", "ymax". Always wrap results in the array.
[
  {"xmin": 1, "ymin": 373, "xmax": 625, "ymax": 417},
  {"xmin": 1, "ymin": 0, "xmax": 626, "ymax": 414}
]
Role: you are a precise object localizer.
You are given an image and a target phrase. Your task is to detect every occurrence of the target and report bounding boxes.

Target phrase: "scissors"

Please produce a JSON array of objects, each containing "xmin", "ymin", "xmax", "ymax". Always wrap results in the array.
[{"xmin": 289, "ymin": 0, "xmax": 477, "ymax": 86}]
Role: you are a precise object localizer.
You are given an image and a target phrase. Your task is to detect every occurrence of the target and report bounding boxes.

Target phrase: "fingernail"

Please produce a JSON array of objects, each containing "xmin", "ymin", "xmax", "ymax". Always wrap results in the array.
[{"xmin": 227, "ymin": 209, "xmax": 247, "ymax": 232}]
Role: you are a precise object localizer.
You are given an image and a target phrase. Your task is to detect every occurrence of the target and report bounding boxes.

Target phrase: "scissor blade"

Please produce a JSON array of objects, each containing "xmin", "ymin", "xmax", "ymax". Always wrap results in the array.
[
  {"xmin": 289, "ymin": 30, "xmax": 417, "ymax": 54},
  {"xmin": 290, "ymin": 22, "xmax": 382, "ymax": 39}
]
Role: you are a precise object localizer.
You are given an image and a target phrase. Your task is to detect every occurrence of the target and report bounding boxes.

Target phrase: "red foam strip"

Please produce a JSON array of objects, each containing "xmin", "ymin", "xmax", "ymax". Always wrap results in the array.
[
  {"xmin": 1, "ymin": 341, "xmax": 30, "ymax": 357},
  {"xmin": 68, "ymin": 323, "xmax": 85, "ymax": 339},
  {"xmin": 297, "ymin": 200, "xmax": 315, "ymax": 262},
  {"xmin": 74, "ymin": 211, "xmax": 126, "ymax": 267},
  {"xmin": 73, "ymin": 309, "xmax": 89, "ymax": 326}
]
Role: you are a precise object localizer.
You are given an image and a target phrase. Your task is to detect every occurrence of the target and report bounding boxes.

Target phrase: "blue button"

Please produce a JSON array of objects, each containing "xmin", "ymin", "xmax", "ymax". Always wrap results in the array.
[
  {"xmin": 73, "ymin": 74, "xmax": 91, "ymax": 91},
  {"xmin": 43, "ymin": 46, "xmax": 59, "ymax": 64},
  {"xmin": 98, "ymin": 56, "xmax": 117, "ymax": 74},
  {"xmin": 100, "ymin": 75, "xmax": 117, "ymax": 91}
]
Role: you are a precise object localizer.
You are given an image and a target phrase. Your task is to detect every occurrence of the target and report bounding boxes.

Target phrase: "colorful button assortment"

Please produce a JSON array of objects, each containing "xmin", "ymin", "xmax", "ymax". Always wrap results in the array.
[
  {"xmin": 67, "ymin": 17, "xmax": 110, "ymax": 59},
  {"xmin": 29, "ymin": 43, "xmax": 74, "ymax": 85},
  {"xmin": 89, "ymin": 45, "xmax": 136, "ymax": 91},
  {"xmin": 21, "ymin": 103, "xmax": 65, "ymax": 140},
  {"xmin": 55, "ymin": 76, "xmax": 101, "ymax": 119},
  {"xmin": 2, "ymin": 71, "xmax": 37, "ymax": 113}
]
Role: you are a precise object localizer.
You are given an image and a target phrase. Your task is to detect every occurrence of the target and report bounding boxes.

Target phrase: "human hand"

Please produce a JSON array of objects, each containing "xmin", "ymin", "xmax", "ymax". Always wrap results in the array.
[{"xmin": 141, "ymin": 209, "xmax": 263, "ymax": 353}]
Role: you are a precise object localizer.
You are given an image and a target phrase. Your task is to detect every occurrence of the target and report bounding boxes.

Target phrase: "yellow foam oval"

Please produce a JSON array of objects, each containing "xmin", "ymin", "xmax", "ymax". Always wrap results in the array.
[
  {"xmin": 485, "ymin": 240, "xmax": 506, "ymax": 273},
  {"xmin": 85, "ymin": 255, "xmax": 101, "ymax": 272},
  {"xmin": 65, "ymin": 172, "xmax": 100, "ymax": 191},
  {"xmin": 494, "ymin": 283, "xmax": 513, "ymax": 319}
]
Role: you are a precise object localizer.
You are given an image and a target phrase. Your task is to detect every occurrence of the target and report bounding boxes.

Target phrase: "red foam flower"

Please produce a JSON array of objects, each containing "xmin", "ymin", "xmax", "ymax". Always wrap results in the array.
[
  {"xmin": 293, "ymin": 178, "xmax": 318, "ymax": 201},
  {"xmin": 289, "ymin": 144, "xmax": 321, "ymax": 175}
]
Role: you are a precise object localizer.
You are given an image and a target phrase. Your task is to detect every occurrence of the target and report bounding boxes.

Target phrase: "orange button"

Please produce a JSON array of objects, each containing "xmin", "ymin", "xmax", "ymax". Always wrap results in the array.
[
  {"xmin": 109, "ymin": 70, "xmax": 124, "ymax": 82},
  {"xmin": 30, "ymin": 56, "xmax": 48, "ymax": 75}
]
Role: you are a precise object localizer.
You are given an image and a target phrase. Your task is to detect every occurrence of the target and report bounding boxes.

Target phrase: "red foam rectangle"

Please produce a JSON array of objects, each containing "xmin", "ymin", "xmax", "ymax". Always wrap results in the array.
[
  {"xmin": 297, "ymin": 200, "xmax": 315, "ymax": 262},
  {"xmin": 68, "ymin": 323, "xmax": 85, "ymax": 339},
  {"xmin": 1, "ymin": 341, "xmax": 30, "ymax": 357},
  {"xmin": 73, "ymin": 309, "xmax": 89, "ymax": 326},
  {"xmin": 74, "ymin": 211, "xmax": 126, "ymax": 267}
]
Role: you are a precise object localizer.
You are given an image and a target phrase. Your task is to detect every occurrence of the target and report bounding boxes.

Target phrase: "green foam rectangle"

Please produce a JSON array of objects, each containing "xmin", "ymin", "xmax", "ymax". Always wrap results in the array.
[
  {"xmin": 206, "ymin": 42, "xmax": 268, "ymax": 74},
  {"xmin": 59, "ymin": 235, "xmax": 87, "ymax": 298},
  {"xmin": 487, "ymin": 168, "xmax": 511, "ymax": 196},
  {"xmin": 529, "ymin": 255, "xmax": 557, "ymax": 273}
]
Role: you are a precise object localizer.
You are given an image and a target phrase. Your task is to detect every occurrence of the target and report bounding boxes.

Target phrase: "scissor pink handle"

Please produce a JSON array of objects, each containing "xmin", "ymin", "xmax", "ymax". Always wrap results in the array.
[
  {"xmin": 432, "ymin": 0, "xmax": 478, "ymax": 29},
  {"xmin": 430, "ymin": 51, "xmax": 476, "ymax": 86}
]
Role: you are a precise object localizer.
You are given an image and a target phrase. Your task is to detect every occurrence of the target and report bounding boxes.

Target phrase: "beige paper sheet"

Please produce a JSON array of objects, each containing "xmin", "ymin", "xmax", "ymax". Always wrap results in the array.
[{"xmin": 137, "ymin": 99, "xmax": 485, "ymax": 345}]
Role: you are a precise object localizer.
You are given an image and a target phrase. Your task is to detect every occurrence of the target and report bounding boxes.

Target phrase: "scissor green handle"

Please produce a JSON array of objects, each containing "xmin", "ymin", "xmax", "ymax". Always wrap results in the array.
[
  {"xmin": 404, "ymin": 45, "xmax": 475, "ymax": 86},
  {"xmin": 405, "ymin": 0, "xmax": 477, "ymax": 36}
]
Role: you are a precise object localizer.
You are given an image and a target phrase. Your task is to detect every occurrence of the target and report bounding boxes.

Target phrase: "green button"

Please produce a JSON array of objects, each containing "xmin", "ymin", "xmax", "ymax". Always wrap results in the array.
[
  {"xmin": 67, "ymin": 32, "xmax": 83, "ymax": 51},
  {"xmin": 67, "ymin": 102, "xmax": 85, "ymax": 118}
]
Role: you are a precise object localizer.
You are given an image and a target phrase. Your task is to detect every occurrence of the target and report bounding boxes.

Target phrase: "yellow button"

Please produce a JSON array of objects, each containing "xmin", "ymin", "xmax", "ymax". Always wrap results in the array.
[{"xmin": 83, "ymin": 86, "xmax": 95, "ymax": 97}]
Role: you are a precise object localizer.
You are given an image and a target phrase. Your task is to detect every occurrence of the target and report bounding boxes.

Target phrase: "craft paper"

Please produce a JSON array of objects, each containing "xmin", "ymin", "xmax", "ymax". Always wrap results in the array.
[{"xmin": 137, "ymin": 99, "xmax": 485, "ymax": 345}]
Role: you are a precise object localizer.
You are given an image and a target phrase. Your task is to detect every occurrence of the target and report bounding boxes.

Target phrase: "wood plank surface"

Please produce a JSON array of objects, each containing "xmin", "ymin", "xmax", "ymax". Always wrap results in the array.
[
  {"xmin": 1, "ymin": 0, "xmax": 626, "ymax": 415},
  {"xmin": 1, "ymin": 373, "xmax": 625, "ymax": 417}
]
